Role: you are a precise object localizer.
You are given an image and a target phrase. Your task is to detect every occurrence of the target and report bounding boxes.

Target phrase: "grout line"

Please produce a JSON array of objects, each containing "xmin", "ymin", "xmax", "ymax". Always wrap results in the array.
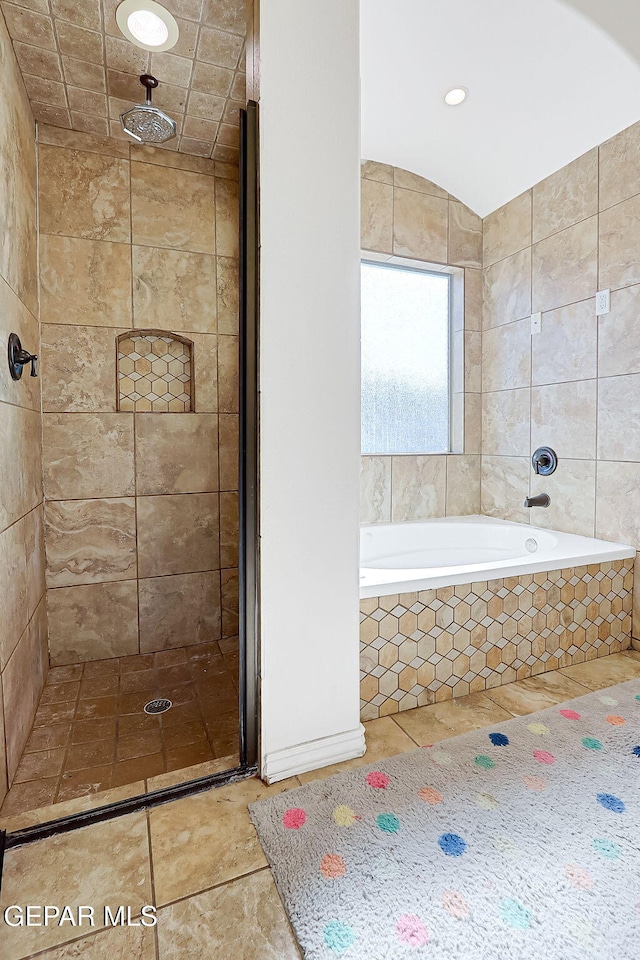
[
  {"xmin": 14, "ymin": 923, "xmax": 135, "ymax": 960},
  {"xmin": 391, "ymin": 175, "xmax": 396, "ymax": 257},
  {"xmin": 558, "ymin": 676, "xmax": 604, "ymax": 696},
  {"xmin": 484, "ymin": 241, "xmax": 530, "ymax": 273},
  {"xmin": 552, "ymin": 674, "xmax": 596, "ymax": 691},
  {"xmin": 479, "ymin": 690, "xmax": 521, "ymax": 718},
  {"xmin": 37, "ymin": 229, "xmax": 215, "ymax": 255},
  {"xmin": 0, "ymin": 255, "xmax": 38, "ymax": 321},
  {"xmin": 376, "ymin": 454, "xmax": 640, "ymax": 467},
  {"xmin": 485, "ymin": 294, "xmax": 596, "ymax": 332},
  {"xmin": 485, "ymin": 205, "xmax": 603, "ymax": 272},
  {"xmin": 146, "ymin": 811, "xmax": 161, "ymax": 959},
  {"xmin": 0, "ymin": 500, "xmax": 45, "ymax": 542},
  {"xmin": 2, "ymin": 594, "xmax": 47, "ymax": 676},
  {"xmin": 129, "ymin": 149, "xmax": 143, "ymax": 662},
  {"xmin": 111, "ymin": 661, "xmax": 123, "ymax": 784},
  {"xmin": 444, "ymin": 450, "xmax": 449, "ymax": 516},
  {"xmin": 482, "ymin": 376, "xmax": 600, "ymax": 395},
  {"xmin": 157, "ymin": 690, "xmax": 170, "ymax": 778},
  {"xmin": 43, "ymin": 489, "xmax": 236, "ymax": 503},
  {"xmin": 46, "ymin": 565, "xmax": 229, "ymax": 592},
  {"xmin": 387, "ymin": 713, "xmax": 421, "ymax": 747},
  {"xmin": 156, "ymin": 864, "xmax": 272, "ymax": 914},
  {"xmin": 445, "ymin": 195, "xmax": 450, "ymax": 263},
  {"xmin": 0, "ymin": 394, "xmax": 42, "ymax": 414},
  {"xmin": 50, "ymin": 664, "xmax": 84, "ymax": 806}
]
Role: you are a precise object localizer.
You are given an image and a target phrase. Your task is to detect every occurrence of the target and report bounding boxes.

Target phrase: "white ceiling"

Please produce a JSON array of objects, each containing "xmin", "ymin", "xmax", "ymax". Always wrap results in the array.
[{"xmin": 361, "ymin": 0, "xmax": 640, "ymax": 216}]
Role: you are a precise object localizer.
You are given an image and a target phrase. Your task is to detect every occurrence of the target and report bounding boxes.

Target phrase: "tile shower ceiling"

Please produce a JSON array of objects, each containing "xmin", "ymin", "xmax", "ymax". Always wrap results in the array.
[{"xmin": 0, "ymin": 0, "xmax": 246, "ymax": 163}]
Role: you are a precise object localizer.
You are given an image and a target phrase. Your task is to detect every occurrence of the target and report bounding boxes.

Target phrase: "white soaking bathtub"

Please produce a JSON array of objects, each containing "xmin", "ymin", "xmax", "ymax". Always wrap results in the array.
[{"xmin": 360, "ymin": 515, "xmax": 635, "ymax": 599}]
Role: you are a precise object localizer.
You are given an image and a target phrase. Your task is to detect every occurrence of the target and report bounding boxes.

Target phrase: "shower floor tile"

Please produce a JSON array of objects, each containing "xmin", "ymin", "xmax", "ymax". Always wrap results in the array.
[{"xmin": 0, "ymin": 641, "xmax": 240, "ymax": 819}]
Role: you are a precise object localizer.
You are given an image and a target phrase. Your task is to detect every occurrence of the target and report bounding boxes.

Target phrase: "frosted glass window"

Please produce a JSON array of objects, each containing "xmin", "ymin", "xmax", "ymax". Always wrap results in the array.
[{"xmin": 361, "ymin": 261, "xmax": 450, "ymax": 454}]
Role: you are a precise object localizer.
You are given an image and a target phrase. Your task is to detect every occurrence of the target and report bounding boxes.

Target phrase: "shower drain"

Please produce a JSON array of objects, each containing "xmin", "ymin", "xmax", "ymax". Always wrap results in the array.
[{"xmin": 144, "ymin": 698, "xmax": 172, "ymax": 715}]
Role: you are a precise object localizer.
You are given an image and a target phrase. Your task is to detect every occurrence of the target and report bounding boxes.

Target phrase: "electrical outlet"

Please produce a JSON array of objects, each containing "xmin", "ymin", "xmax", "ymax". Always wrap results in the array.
[
  {"xmin": 596, "ymin": 289, "xmax": 610, "ymax": 315},
  {"xmin": 531, "ymin": 312, "xmax": 542, "ymax": 335}
]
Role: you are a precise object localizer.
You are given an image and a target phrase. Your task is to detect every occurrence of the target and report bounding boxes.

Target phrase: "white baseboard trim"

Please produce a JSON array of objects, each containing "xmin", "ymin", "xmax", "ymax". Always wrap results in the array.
[{"xmin": 262, "ymin": 723, "xmax": 367, "ymax": 783}]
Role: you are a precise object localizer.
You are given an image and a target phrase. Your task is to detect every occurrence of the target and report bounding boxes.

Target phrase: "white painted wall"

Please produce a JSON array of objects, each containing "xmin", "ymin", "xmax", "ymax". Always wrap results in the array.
[{"xmin": 257, "ymin": 0, "xmax": 363, "ymax": 781}]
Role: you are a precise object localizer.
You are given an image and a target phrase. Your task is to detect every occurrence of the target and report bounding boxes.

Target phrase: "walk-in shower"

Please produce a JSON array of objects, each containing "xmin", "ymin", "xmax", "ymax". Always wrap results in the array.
[
  {"xmin": 0, "ymin": 0, "xmax": 258, "ymax": 840},
  {"xmin": 0, "ymin": 124, "xmax": 243, "ymax": 824}
]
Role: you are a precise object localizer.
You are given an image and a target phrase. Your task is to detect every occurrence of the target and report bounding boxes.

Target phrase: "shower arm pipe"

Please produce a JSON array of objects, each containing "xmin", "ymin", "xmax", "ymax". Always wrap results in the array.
[{"xmin": 141, "ymin": 74, "xmax": 158, "ymax": 103}]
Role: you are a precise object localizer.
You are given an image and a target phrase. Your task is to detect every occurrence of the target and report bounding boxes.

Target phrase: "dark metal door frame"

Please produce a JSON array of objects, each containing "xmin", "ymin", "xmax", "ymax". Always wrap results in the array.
[
  {"xmin": 0, "ymin": 103, "xmax": 261, "ymax": 868},
  {"xmin": 238, "ymin": 101, "xmax": 260, "ymax": 770}
]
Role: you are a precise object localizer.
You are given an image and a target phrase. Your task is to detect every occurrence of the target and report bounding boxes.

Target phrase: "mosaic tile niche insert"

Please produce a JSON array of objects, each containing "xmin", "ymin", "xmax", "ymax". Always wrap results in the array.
[
  {"xmin": 117, "ymin": 332, "xmax": 193, "ymax": 413},
  {"xmin": 360, "ymin": 560, "xmax": 634, "ymax": 720}
]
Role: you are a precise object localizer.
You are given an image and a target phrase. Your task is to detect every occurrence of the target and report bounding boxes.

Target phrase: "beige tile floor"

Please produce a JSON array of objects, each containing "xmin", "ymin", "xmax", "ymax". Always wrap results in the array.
[{"xmin": 2, "ymin": 651, "xmax": 640, "ymax": 960}]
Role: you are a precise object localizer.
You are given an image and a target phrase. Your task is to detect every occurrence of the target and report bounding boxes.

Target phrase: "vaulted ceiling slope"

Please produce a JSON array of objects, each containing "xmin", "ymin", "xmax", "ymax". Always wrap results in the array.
[
  {"xmin": 0, "ymin": 0, "xmax": 245, "ymax": 163},
  {"xmin": 361, "ymin": 0, "xmax": 640, "ymax": 216},
  {"xmin": 565, "ymin": 0, "xmax": 640, "ymax": 66}
]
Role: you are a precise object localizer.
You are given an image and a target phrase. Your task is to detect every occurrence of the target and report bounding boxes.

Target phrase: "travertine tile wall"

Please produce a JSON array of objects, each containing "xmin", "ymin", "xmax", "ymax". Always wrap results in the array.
[
  {"xmin": 479, "ymin": 122, "xmax": 640, "ymax": 641},
  {"xmin": 360, "ymin": 161, "xmax": 482, "ymax": 524},
  {"xmin": 0, "ymin": 11, "xmax": 48, "ymax": 806},
  {"xmin": 37, "ymin": 124, "xmax": 239, "ymax": 665}
]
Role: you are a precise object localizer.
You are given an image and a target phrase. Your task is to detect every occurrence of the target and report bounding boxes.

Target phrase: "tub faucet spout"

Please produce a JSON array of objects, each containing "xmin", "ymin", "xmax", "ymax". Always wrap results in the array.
[{"xmin": 524, "ymin": 494, "xmax": 550, "ymax": 508}]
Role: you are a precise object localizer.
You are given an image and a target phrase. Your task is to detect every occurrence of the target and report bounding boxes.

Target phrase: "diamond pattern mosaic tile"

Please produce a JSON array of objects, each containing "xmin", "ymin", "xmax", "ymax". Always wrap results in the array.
[
  {"xmin": 117, "ymin": 333, "xmax": 192, "ymax": 412},
  {"xmin": 359, "ymin": 561, "xmax": 634, "ymax": 720},
  {"xmin": 1, "ymin": 0, "xmax": 246, "ymax": 162}
]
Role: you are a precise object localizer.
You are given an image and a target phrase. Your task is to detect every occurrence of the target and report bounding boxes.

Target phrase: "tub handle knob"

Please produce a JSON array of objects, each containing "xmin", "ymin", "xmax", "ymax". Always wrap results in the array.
[
  {"xmin": 532, "ymin": 446, "xmax": 557, "ymax": 476},
  {"xmin": 8, "ymin": 333, "xmax": 38, "ymax": 380}
]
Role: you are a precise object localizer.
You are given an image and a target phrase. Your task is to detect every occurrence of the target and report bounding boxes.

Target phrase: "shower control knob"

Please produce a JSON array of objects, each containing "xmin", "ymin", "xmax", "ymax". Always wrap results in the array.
[
  {"xmin": 8, "ymin": 333, "xmax": 38, "ymax": 380},
  {"xmin": 531, "ymin": 446, "xmax": 557, "ymax": 476}
]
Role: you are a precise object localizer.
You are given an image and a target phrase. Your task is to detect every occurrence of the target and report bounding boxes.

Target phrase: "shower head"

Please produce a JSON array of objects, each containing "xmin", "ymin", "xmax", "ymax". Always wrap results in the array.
[{"xmin": 120, "ymin": 74, "xmax": 177, "ymax": 144}]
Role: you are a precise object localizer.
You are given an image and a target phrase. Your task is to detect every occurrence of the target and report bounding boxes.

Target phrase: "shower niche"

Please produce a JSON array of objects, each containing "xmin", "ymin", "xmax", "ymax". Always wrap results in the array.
[{"xmin": 117, "ymin": 331, "xmax": 194, "ymax": 413}]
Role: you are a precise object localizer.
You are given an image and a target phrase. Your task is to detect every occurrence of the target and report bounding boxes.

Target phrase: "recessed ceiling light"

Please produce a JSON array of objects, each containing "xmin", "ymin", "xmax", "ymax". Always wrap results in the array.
[
  {"xmin": 116, "ymin": 0, "xmax": 179, "ymax": 52},
  {"xmin": 444, "ymin": 87, "xmax": 467, "ymax": 106}
]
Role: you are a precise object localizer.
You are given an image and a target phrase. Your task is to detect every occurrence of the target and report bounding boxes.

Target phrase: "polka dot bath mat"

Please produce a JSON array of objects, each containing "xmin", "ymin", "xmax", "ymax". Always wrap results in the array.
[{"xmin": 249, "ymin": 680, "xmax": 640, "ymax": 959}]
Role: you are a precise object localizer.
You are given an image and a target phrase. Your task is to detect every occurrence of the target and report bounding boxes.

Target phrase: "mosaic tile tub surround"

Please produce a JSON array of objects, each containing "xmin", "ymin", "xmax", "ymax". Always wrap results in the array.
[{"xmin": 360, "ymin": 561, "xmax": 634, "ymax": 720}]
